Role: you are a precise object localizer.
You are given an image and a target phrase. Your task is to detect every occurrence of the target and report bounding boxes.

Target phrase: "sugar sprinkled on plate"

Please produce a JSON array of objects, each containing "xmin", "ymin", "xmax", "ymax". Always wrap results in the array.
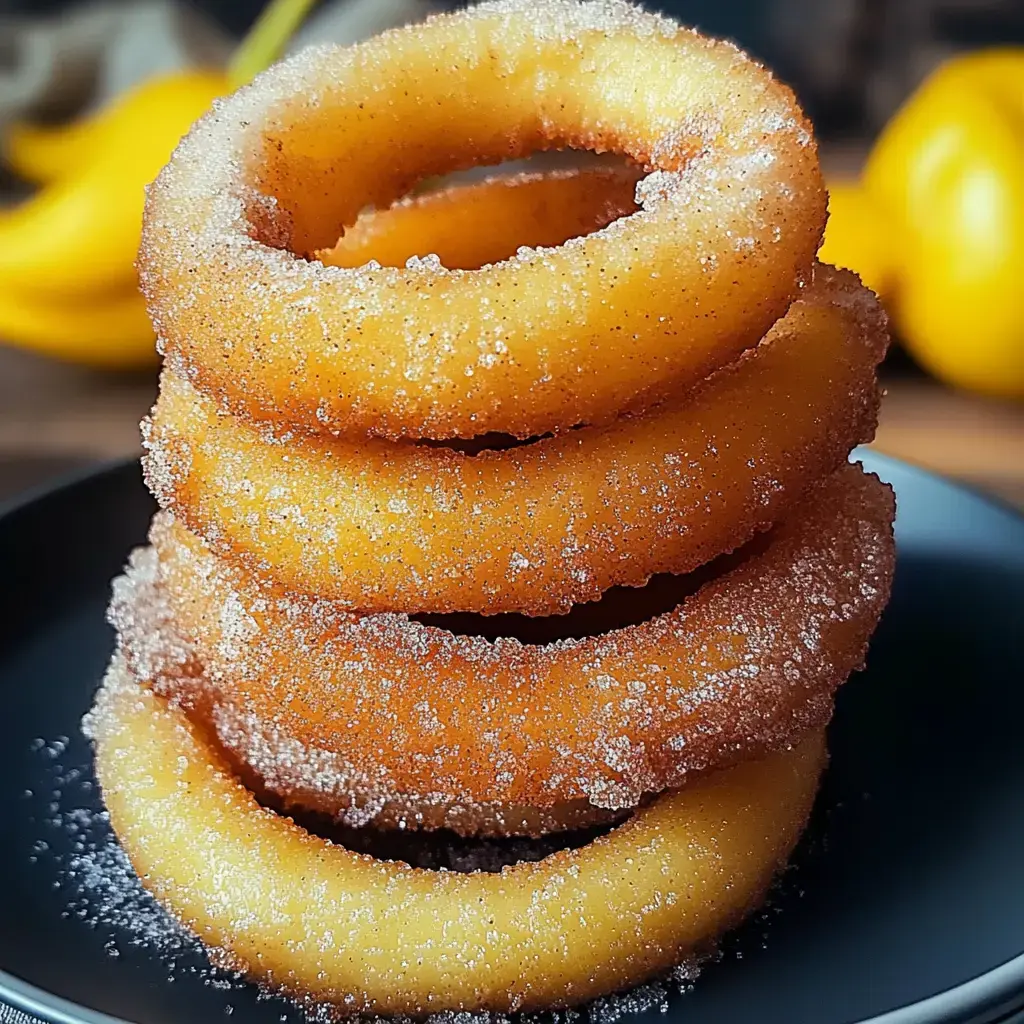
[{"xmin": 26, "ymin": 730, "xmax": 711, "ymax": 1023}]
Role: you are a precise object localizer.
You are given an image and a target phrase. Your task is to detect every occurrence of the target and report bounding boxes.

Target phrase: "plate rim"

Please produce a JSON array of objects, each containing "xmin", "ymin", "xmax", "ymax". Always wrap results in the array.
[
  {"xmin": 0, "ymin": 457, "xmax": 138, "ymax": 523},
  {"xmin": 2, "ymin": 452, "xmax": 1023, "ymax": 1024}
]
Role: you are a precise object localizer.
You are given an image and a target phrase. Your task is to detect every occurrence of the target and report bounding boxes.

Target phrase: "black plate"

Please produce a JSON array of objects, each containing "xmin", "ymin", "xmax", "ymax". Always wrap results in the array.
[{"xmin": 1, "ymin": 452, "xmax": 1024, "ymax": 1024}]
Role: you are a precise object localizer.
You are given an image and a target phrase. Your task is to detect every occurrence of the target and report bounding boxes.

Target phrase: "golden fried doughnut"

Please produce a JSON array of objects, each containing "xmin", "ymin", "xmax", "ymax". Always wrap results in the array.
[
  {"xmin": 142, "ymin": 264, "xmax": 886, "ymax": 616},
  {"xmin": 140, "ymin": 0, "xmax": 825, "ymax": 440},
  {"xmin": 112, "ymin": 464, "xmax": 893, "ymax": 825},
  {"xmin": 87, "ymin": 658, "xmax": 826, "ymax": 1015},
  {"xmin": 318, "ymin": 166, "xmax": 641, "ymax": 271},
  {"xmin": 87, "ymin": 0, "xmax": 897, "ymax": 1015},
  {"xmin": 112, "ymin": 538, "xmax": 622, "ymax": 837}
]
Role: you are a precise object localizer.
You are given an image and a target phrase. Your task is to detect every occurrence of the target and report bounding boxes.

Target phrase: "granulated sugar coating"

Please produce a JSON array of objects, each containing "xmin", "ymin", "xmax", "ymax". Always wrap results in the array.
[
  {"xmin": 139, "ymin": 0, "xmax": 826, "ymax": 441},
  {"xmin": 112, "ymin": 464, "xmax": 893, "ymax": 834},
  {"xmin": 317, "ymin": 168, "xmax": 642, "ymax": 273},
  {"xmin": 82, "ymin": 0, "xmax": 898, "ymax": 1015},
  {"xmin": 29, "ymin": 737, "xmax": 711, "ymax": 1023},
  {"xmin": 143, "ymin": 265, "xmax": 888, "ymax": 616},
  {"xmin": 27, "ymin": 736, "xmax": 221, "ymax": 981},
  {"xmin": 86, "ymin": 659, "xmax": 826, "ymax": 1017}
]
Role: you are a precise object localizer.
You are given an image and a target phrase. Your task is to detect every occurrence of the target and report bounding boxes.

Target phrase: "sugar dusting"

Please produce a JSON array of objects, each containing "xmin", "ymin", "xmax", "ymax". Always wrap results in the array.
[
  {"xmin": 141, "ymin": 264, "xmax": 887, "ymax": 618},
  {"xmin": 27, "ymin": 734, "xmax": 223, "ymax": 980},
  {"xmin": 74, "ymin": 0, "xmax": 891, "ymax": 1017},
  {"xmin": 110, "ymin": 465, "xmax": 894, "ymax": 828},
  {"xmin": 31, "ymin": 727, "xmax": 711, "ymax": 1023},
  {"xmin": 138, "ymin": 0, "xmax": 825, "ymax": 441}
]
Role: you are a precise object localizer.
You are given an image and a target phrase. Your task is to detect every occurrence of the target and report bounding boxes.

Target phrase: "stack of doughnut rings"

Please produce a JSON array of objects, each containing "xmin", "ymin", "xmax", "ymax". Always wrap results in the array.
[{"xmin": 88, "ymin": 0, "xmax": 896, "ymax": 1015}]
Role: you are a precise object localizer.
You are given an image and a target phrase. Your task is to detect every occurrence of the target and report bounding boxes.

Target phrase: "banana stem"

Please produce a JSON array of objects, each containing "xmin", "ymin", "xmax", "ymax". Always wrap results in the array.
[{"xmin": 228, "ymin": 0, "xmax": 319, "ymax": 89}]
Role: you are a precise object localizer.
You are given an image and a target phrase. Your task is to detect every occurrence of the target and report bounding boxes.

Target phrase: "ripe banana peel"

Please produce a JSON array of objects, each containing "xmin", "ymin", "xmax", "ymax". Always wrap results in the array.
[
  {"xmin": 4, "ymin": 70, "xmax": 226, "ymax": 185},
  {"xmin": 0, "ymin": 0, "xmax": 314, "ymax": 368},
  {"xmin": 0, "ymin": 287, "xmax": 155, "ymax": 368},
  {"xmin": 0, "ymin": 72, "xmax": 225, "ymax": 299}
]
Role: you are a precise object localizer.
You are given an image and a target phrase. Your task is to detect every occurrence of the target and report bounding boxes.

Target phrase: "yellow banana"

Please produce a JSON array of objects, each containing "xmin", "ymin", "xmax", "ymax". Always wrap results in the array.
[
  {"xmin": 0, "ymin": 0, "xmax": 316, "ymax": 367},
  {"xmin": 0, "ymin": 287, "xmax": 155, "ymax": 367},
  {"xmin": 0, "ymin": 76, "xmax": 223, "ymax": 298},
  {"xmin": 4, "ymin": 70, "xmax": 226, "ymax": 184}
]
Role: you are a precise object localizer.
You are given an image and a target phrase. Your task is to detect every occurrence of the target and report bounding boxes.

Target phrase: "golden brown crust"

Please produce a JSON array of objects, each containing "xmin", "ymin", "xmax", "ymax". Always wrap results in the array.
[
  {"xmin": 112, "ymin": 464, "xmax": 894, "ymax": 826},
  {"xmin": 93, "ymin": 3, "xmax": 894, "ymax": 1011},
  {"xmin": 317, "ymin": 166, "xmax": 642, "ymax": 271},
  {"xmin": 88, "ymin": 660, "xmax": 826, "ymax": 1015},
  {"xmin": 139, "ymin": 0, "xmax": 825, "ymax": 440},
  {"xmin": 143, "ymin": 263, "xmax": 886, "ymax": 616}
]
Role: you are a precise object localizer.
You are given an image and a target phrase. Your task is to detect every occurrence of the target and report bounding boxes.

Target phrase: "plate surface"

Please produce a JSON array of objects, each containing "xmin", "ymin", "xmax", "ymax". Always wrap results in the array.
[{"xmin": 1, "ymin": 453, "xmax": 1023, "ymax": 1024}]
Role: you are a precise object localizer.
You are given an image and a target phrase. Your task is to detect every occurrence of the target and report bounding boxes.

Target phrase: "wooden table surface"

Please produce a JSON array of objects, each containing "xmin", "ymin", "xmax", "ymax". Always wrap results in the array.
[{"xmin": 0, "ymin": 344, "xmax": 1021, "ymax": 510}]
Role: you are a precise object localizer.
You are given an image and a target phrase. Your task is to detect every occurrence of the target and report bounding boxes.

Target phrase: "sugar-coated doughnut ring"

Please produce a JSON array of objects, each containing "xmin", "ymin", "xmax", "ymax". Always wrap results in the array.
[
  {"xmin": 113, "ymin": 538, "xmax": 622, "ymax": 837},
  {"xmin": 87, "ymin": 659, "xmax": 826, "ymax": 1016},
  {"xmin": 140, "ymin": 0, "xmax": 825, "ymax": 441},
  {"xmin": 112, "ymin": 465, "xmax": 893, "ymax": 823},
  {"xmin": 143, "ymin": 265, "xmax": 886, "ymax": 616},
  {"xmin": 318, "ymin": 166, "xmax": 641, "ymax": 271}
]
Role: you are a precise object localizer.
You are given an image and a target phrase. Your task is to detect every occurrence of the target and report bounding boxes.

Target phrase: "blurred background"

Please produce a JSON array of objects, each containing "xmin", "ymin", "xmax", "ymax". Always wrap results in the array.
[{"xmin": 0, "ymin": 0, "xmax": 1022, "ymax": 506}]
